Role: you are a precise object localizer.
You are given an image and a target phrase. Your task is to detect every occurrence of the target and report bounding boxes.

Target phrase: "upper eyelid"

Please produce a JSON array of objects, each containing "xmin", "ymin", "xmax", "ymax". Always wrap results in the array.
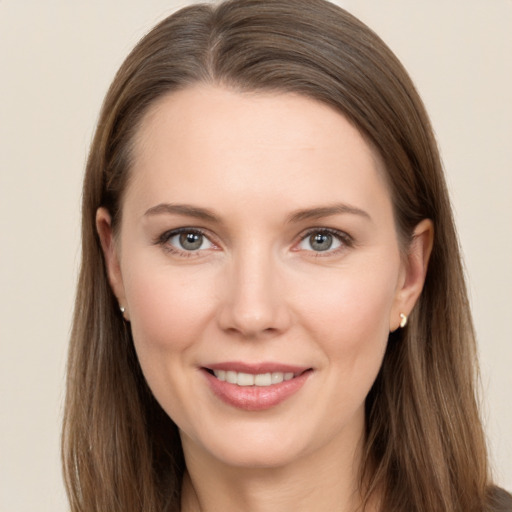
[
  {"xmin": 153, "ymin": 228, "xmax": 218, "ymax": 259},
  {"xmin": 158, "ymin": 226, "xmax": 211, "ymax": 240},
  {"xmin": 297, "ymin": 227, "xmax": 352, "ymax": 242},
  {"xmin": 154, "ymin": 226, "xmax": 353, "ymax": 251},
  {"xmin": 156, "ymin": 227, "xmax": 217, "ymax": 248},
  {"xmin": 293, "ymin": 227, "xmax": 354, "ymax": 253}
]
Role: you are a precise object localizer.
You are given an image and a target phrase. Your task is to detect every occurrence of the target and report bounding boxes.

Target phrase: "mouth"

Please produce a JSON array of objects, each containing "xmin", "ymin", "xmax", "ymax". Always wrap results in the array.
[
  {"xmin": 204, "ymin": 368, "xmax": 306, "ymax": 387},
  {"xmin": 202, "ymin": 363, "xmax": 313, "ymax": 411}
]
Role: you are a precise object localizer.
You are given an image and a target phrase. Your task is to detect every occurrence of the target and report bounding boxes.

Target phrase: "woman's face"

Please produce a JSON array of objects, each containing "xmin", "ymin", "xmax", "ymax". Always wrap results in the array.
[{"xmin": 98, "ymin": 85, "xmax": 429, "ymax": 469}]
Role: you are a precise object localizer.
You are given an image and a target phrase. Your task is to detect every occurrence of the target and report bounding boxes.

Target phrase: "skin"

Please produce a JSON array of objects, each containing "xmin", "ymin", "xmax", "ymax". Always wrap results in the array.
[{"xmin": 97, "ymin": 85, "xmax": 433, "ymax": 512}]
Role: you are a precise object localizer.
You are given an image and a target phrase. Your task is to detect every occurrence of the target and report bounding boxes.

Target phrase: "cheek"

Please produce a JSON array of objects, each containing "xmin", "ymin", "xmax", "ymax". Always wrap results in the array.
[
  {"xmin": 295, "ymin": 257, "xmax": 399, "ymax": 392},
  {"xmin": 121, "ymin": 257, "xmax": 219, "ymax": 427},
  {"xmin": 122, "ymin": 255, "xmax": 216, "ymax": 357},
  {"xmin": 299, "ymin": 262, "xmax": 398, "ymax": 344}
]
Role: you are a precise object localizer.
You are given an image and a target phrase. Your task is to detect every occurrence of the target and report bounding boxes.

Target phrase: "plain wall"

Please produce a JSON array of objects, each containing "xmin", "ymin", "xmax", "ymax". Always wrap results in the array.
[{"xmin": 0, "ymin": 1, "xmax": 510, "ymax": 510}]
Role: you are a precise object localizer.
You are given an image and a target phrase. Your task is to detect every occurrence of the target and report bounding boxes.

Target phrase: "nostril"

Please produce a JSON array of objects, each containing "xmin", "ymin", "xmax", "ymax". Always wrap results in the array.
[{"xmin": 216, "ymin": 288, "xmax": 293, "ymax": 338}]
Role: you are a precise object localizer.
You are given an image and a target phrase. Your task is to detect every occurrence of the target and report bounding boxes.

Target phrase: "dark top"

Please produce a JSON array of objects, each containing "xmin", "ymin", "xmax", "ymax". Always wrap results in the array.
[{"xmin": 488, "ymin": 486, "xmax": 512, "ymax": 512}]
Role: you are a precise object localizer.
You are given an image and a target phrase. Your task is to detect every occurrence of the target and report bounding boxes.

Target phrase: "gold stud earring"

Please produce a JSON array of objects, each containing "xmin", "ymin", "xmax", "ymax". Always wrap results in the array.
[{"xmin": 399, "ymin": 313, "xmax": 408, "ymax": 328}]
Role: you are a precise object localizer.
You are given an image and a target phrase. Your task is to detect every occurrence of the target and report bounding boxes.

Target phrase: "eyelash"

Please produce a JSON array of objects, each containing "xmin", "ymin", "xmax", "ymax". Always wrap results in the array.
[
  {"xmin": 295, "ymin": 227, "xmax": 354, "ymax": 256},
  {"xmin": 155, "ymin": 227, "xmax": 216, "ymax": 258},
  {"xmin": 154, "ymin": 227, "xmax": 354, "ymax": 257}
]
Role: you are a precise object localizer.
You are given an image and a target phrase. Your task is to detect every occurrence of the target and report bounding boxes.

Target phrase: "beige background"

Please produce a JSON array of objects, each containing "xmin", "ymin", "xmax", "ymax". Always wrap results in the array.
[{"xmin": 0, "ymin": 1, "xmax": 510, "ymax": 510}]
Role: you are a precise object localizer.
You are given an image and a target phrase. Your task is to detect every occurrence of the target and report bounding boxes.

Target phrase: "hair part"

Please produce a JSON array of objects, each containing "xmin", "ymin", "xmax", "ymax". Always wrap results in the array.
[{"xmin": 63, "ymin": 1, "xmax": 501, "ymax": 510}]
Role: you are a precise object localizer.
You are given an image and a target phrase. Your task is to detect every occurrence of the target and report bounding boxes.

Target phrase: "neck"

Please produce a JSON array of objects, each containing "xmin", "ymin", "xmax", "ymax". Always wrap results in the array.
[{"xmin": 180, "ymin": 425, "xmax": 378, "ymax": 512}]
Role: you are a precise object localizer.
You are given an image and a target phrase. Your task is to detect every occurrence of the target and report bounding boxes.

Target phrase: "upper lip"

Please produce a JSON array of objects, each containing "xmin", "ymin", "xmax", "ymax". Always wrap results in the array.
[{"xmin": 204, "ymin": 361, "xmax": 311, "ymax": 374}]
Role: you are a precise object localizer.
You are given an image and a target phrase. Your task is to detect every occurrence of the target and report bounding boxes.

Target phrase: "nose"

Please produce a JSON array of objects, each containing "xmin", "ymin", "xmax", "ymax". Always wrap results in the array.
[{"xmin": 216, "ymin": 246, "xmax": 292, "ymax": 339}]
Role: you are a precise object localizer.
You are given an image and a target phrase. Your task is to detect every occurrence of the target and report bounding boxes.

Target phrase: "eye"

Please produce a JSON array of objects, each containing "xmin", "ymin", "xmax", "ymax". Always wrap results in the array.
[
  {"xmin": 160, "ymin": 228, "xmax": 214, "ymax": 253},
  {"xmin": 296, "ymin": 229, "xmax": 350, "ymax": 253}
]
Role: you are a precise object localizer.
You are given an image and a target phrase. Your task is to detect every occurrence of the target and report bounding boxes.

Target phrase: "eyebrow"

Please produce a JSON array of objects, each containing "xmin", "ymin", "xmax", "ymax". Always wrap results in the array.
[
  {"xmin": 286, "ymin": 204, "xmax": 372, "ymax": 224},
  {"xmin": 143, "ymin": 202, "xmax": 371, "ymax": 224},
  {"xmin": 144, "ymin": 203, "xmax": 220, "ymax": 222}
]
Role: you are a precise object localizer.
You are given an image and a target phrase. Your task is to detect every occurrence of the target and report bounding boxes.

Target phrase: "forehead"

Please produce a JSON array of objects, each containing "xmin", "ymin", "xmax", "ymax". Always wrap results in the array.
[
  {"xmin": 134, "ymin": 85, "xmax": 381, "ymax": 164},
  {"xmin": 126, "ymin": 85, "xmax": 392, "ymax": 221}
]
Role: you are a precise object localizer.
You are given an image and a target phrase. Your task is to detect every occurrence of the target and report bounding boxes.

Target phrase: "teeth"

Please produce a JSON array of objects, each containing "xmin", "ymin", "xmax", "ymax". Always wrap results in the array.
[
  {"xmin": 237, "ymin": 372, "xmax": 255, "ymax": 386},
  {"xmin": 271, "ymin": 372, "xmax": 284, "ymax": 384},
  {"xmin": 212, "ymin": 370, "xmax": 297, "ymax": 386},
  {"xmin": 226, "ymin": 371, "xmax": 237, "ymax": 384},
  {"xmin": 254, "ymin": 373, "xmax": 271, "ymax": 386}
]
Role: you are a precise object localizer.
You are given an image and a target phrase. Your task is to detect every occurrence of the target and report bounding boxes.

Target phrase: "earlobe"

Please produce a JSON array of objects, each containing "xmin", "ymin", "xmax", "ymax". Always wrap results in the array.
[
  {"xmin": 96, "ymin": 207, "xmax": 128, "ymax": 318},
  {"xmin": 390, "ymin": 219, "xmax": 434, "ymax": 331}
]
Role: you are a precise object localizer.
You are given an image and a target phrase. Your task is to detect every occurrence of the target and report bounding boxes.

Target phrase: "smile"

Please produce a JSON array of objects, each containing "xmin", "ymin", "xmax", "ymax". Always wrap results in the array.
[
  {"xmin": 211, "ymin": 370, "xmax": 296, "ymax": 386},
  {"xmin": 203, "ymin": 363, "xmax": 312, "ymax": 411}
]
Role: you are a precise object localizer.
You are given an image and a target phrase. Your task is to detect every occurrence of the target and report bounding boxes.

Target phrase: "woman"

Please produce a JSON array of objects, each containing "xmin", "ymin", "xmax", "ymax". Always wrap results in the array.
[{"xmin": 62, "ymin": 0, "xmax": 512, "ymax": 510}]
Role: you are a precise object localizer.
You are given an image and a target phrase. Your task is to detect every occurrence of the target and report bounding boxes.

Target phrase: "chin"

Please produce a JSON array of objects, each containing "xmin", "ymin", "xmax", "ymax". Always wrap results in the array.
[
  {"xmin": 183, "ymin": 419, "xmax": 324, "ymax": 471},
  {"xmin": 209, "ymin": 442, "xmax": 305, "ymax": 470}
]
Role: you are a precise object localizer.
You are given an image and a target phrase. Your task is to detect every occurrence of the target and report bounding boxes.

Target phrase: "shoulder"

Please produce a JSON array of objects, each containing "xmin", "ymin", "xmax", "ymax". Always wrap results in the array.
[{"xmin": 486, "ymin": 486, "xmax": 512, "ymax": 512}]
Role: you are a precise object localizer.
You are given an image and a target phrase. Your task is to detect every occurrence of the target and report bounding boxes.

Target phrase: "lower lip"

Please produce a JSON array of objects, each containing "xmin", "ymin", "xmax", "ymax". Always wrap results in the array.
[{"xmin": 203, "ymin": 369, "xmax": 311, "ymax": 411}]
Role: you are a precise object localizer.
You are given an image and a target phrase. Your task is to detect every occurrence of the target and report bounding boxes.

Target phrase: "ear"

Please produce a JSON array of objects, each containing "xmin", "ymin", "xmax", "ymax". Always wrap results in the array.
[
  {"xmin": 390, "ymin": 219, "xmax": 434, "ymax": 331},
  {"xmin": 96, "ymin": 207, "xmax": 129, "ymax": 320}
]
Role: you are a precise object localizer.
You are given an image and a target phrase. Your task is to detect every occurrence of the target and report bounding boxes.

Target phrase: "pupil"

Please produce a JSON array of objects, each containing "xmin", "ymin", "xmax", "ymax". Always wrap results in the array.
[
  {"xmin": 310, "ymin": 232, "xmax": 332, "ymax": 251},
  {"xmin": 179, "ymin": 232, "xmax": 202, "ymax": 250}
]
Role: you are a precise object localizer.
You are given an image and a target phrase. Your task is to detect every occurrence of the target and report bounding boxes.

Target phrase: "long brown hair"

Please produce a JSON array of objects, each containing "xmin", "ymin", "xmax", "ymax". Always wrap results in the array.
[{"xmin": 62, "ymin": 1, "xmax": 508, "ymax": 510}]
